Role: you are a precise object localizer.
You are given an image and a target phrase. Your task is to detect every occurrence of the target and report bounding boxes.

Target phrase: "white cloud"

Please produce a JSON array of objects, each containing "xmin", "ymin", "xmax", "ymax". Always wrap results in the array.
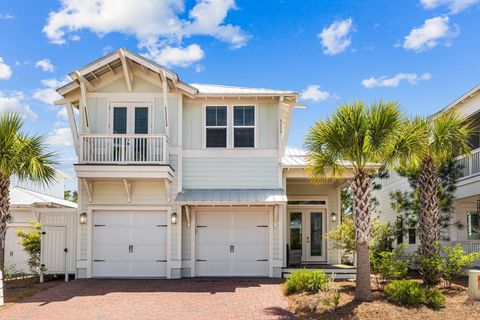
[
  {"xmin": 43, "ymin": 0, "xmax": 249, "ymax": 67},
  {"xmin": 57, "ymin": 108, "xmax": 69, "ymax": 120},
  {"xmin": 420, "ymin": 0, "xmax": 479, "ymax": 13},
  {"xmin": 300, "ymin": 85, "xmax": 335, "ymax": 102},
  {"xmin": 194, "ymin": 64, "xmax": 205, "ymax": 73},
  {"xmin": 318, "ymin": 18, "xmax": 353, "ymax": 55},
  {"xmin": 32, "ymin": 77, "xmax": 70, "ymax": 105},
  {"xmin": 0, "ymin": 91, "xmax": 38, "ymax": 120},
  {"xmin": 403, "ymin": 16, "xmax": 458, "ymax": 52},
  {"xmin": 0, "ymin": 57, "xmax": 12, "ymax": 80},
  {"xmin": 0, "ymin": 14, "xmax": 14, "ymax": 20},
  {"xmin": 46, "ymin": 127, "xmax": 73, "ymax": 147},
  {"xmin": 362, "ymin": 72, "xmax": 432, "ymax": 88},
  {"xmin": 35, "ymin": 59, "xmax": 55, "ymax": 72},
  {"xmin": 144, "ymin": 44, "xmax": 205, "ymax": 67}
]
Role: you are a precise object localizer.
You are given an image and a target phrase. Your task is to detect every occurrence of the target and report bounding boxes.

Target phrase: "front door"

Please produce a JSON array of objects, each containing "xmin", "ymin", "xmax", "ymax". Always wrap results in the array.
[{"xmin": 288, "ymin": 208, "xmax": 327, "ymax": 264}]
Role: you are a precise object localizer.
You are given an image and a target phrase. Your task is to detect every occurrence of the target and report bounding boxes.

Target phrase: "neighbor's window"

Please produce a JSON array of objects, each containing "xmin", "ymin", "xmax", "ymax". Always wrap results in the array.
[
  {"xmin": 396, "ymin": 216, "xmax": 404, "ymax": 244},
  {"xmin": 408, "ymin": 222, "xmax": 416, "ymax": 245},
  {"xmin": 205, "ymin": 106, "xmax": 227, "ymax": 148},
  {"xmin": 467, "ymin": 212, "xmax": 480, "ymax": 240},
  {"xmin": 233, "ymin": 106, "xmax": 255, "ymax": 148},
  {"xmin": 468, "ymin": 131, "xmax": 480, "ymax": 150}
]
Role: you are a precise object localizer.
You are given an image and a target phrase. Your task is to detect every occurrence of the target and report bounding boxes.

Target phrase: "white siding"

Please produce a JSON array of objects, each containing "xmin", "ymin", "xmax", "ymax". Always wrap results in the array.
[
  {"xmin": 183, "ymin": 157, "xmax": 279, "ymax": 189},
  {"xmin": 373, "ymin": 171, "xmax": 411, "ymax": 225}
]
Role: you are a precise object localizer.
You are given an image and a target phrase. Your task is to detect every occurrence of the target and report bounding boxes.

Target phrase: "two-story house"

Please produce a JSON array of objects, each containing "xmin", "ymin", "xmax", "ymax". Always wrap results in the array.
[
  {"xmin": 54, "ymin": 48, "xmax": 356, "ymax": 279},
  {"xmin": 374, "ymin": 85, "xmax": 480, "ymax": 259}
]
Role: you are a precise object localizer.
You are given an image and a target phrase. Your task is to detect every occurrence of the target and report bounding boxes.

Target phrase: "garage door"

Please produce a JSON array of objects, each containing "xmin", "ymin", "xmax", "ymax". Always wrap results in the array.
[
  {"xmin": 196, "ymin": 210, "xmax": 269, "ymax": 277},
  {"xmin": 92, "ymin": 211, "xmax": 167, "ymax": 277}
]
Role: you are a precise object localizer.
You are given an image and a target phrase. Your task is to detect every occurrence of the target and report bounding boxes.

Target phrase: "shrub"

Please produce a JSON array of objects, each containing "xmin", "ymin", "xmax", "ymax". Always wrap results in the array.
[
  {"xmin": 384, "ymin": 280, "xmax": 425, "ymax": 307},
  {"xmin": 16, "ymin": 221, "xmax": 43, "ymax": 274},
  {"xmin": 284, "ymin": 269, "xmax": 329, "ymax": 295},
  {"xmin": 425, "ymin": 289, "xmax": 446, "ymax": 310},
  {"xmin": 371, "ymin": 244, "xmax": 408, "ymax": 289},
  {"xmin": 440, "ymin": 244, "xmax": 480, "ymax": 287},
  {"xmin": 411, "ymin": 254, "xmax": 443, "ymax": 286}
]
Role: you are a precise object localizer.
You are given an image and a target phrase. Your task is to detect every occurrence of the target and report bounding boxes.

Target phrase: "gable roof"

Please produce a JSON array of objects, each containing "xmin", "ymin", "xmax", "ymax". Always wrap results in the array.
[
  {"xmin": 430, "ymin": 84, "xmax": 480, "ymax": 117},
  {"xmin": 190, "ymin": 83, "xmax": 299, "ymax": 98},
  {"xmin": 10, "ymin": 187, "xmax": 77, "ymax": 209}
]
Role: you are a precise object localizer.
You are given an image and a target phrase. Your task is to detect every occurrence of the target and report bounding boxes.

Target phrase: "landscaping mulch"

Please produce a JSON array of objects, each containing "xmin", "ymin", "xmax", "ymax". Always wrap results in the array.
[
  {"xmin": 1, "ymin": 278, "xmax": 63, "ymax": 308},
  {"xmin": 287, "ymin": 278, "xmax": 480, "ymax": 320}
]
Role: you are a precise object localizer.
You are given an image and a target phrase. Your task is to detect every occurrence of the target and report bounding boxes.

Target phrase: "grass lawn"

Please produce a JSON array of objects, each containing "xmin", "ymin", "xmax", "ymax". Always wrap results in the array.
[
  {"xmin": 287, "ymin": 277, "xmax": 480, "ymax": 320},
  {"xmin": 1, "ymin": 277, "xmax": 63, "ymax": 309}
]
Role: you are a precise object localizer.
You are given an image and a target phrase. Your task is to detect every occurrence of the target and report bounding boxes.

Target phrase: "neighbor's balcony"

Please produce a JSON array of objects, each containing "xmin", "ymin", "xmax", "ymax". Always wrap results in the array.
[
  {"xmin": 456, "ymin": 148, "xmax": 480, "ymax": 179},
  {"xmin": 79, "ymin": 134, "xmax": 169, "ymax": 165},
  {"xmin": 453, "ymin": 241, "xmax": 480, "ymax": 255}
]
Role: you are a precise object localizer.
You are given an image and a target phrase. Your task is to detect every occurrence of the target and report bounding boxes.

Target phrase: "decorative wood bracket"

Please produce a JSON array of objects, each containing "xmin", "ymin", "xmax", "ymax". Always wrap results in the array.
[
  {"xmin": 163, "ymin": 180, "xmax": 171, "ymax": 203},
  {"xmin": 119, "ymin": 49, "xmax": 133, "ymax": 92},
  {"xmin": 274, "ymin": 205, "xmax": 279, "ymax": 227},
  {"xmin": 82, "ymin": 179, "xmax": 92, "ymax": 203},
  {"xmin": 185, "ymin": 206, "xmax": 191, "ymax": 227}
]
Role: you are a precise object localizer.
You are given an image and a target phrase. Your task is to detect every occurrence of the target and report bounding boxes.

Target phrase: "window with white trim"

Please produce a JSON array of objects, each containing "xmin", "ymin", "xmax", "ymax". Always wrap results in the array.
[
  {"xmin": 205, "ymin": 106, "xmax": 227, "ymax": 148},
  {"xmin": 233, "ymin": 106, "xmax": 255, "ymax": 148}
]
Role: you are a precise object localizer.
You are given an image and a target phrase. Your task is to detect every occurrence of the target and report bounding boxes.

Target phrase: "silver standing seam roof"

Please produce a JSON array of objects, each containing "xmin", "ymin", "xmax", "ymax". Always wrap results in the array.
[{"xmin": 175, "ymin": 189, "xmax": 287, "ymax": 204}]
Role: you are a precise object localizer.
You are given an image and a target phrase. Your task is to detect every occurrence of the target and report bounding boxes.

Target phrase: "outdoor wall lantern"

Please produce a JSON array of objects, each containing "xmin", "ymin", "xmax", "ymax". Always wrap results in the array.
[
  {"xmin": 80, "ymin": 212, "xmax": 87, "ymax": 224},
  {"xmin": 331, "ymin": 212, "xmax": 337, "ymax": 223},
  {"xmin": 171, "ymin": 212, "xmax": 178, "ymax": 225}
]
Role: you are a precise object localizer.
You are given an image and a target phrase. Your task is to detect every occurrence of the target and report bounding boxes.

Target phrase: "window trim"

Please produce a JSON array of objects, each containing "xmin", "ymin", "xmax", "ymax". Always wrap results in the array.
[
  {"xmin": 232, "ymin": 105, "xmax": 256, "ymax": 149},
  {"xmin": 203, "ymin": 105, "xmax": 228, "ymax": 148},
  {"xmin": 467, "ymin": 211, "xmax": 480, "ymax": 240}
]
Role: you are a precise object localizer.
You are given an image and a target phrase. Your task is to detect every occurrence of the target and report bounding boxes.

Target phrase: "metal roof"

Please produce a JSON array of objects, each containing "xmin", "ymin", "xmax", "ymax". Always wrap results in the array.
[
  {"xmin": 10, "ymin": 187, "xmax": 78, "ymax": 208},
  {"xmin": 176, "ymin": 188, "xmax": 287, "ymax": 204},
  {"xmin": 282, "ymin": 146, "xmax": 308, "ymax": 167},
  {"xmin": 190, "ymin": 83, "xmax": 299, "ymax": 97}
]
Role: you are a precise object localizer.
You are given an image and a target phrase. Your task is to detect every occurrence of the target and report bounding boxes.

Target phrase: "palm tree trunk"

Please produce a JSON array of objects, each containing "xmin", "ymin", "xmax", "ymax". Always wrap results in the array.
[
  {"xmin": 418, "ymin": 157, "xmax": 440, "ymax": 257},
  {"xmin": 351, "ymin": 171, "xmax": 373, "ymax": 301},
  {"xmin": 0, "ymin": 173, "xmax": 10, "ymax": 273}
]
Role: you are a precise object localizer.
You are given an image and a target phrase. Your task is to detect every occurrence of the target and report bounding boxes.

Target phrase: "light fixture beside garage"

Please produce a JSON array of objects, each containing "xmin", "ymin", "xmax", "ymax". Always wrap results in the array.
[
  {"xmin": 331, "ymin": 212, "xmax": 337, "ymax": 223},
  {"xmin": 80, "ymin": 212, "xmax": 87, "ymax": 224},
  {"xmin": 171, "ymin": 212, "xmax": 178, "ymax": 224}
]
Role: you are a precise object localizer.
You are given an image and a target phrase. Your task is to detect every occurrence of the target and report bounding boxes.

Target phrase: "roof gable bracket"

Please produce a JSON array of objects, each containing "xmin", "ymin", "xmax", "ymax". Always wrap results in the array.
[{"xmin": 119, "ymin": 49, "xmax": 133, "ymax": 92}]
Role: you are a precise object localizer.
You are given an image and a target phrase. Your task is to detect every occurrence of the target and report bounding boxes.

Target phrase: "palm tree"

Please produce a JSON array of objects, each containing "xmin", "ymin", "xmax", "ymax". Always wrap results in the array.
[
  {"xmin": 412, "ymin": 112, "xmax": 473, "ymax": 283},
  {"xmin": 0, "ymin": 113, "xmax": 56, "ymax": 280},
  {"xmin": 305, "ymin": 101, "xmax": 420, "ymax": 301}
]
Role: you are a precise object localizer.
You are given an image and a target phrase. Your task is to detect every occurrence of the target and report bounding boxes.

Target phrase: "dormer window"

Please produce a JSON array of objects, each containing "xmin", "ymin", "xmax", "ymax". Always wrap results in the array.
[
  {"xmin": 205, "ymin": 106, "xmax": 227, "ymax": 148},
  {"xmin": 233, "ymin": 106, "xmax": 255, "ymax": 148}
]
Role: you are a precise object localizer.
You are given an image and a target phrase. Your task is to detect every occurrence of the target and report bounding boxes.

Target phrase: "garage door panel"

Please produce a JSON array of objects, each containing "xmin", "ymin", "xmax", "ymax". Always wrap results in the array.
[
  {"xmin": 196, "ymin": 261, "xmax": 230, "ymax": 277},
  {"xmin": 196, "ymin": 228, "xmax": 229, "ymax": 244},
  {"xmin": 93, "ymin": 261, "xmax": 129, "ymax": 277},
  {"xmin": 234, "ymin": 245, "xmax": 268, "ymax": 260},
  {"xmin": 132, "ymin": 228, "xmax": 166, "ymax": 245},
  {"xmin": 94, "ymin": 211, "xmax": 129, "ymax": 225},
  {"xmin": 132, "ymin": 245, "xmax": 166, "ymax": 260},
  {"xmin": 197, "ymin": 245, "xmax": 230, "ymax": 260},
  {"xmin": 233, "ymin": 211, "xmax": 268, "ymax": 226},
  {"xmin": 196, "ymin": 211, "xmax": 230, "ymax": 226},
  {"xmin": 131, "ymin": 261, "xmax": 166, "ymax": 277},
  {"xmin": 232, "ymin": 261, "xmax": 268, "ymax": 276},
  {"xmin": 132, "ymin": 212, "xmax": 167, "ymax": 226},
  {"xmin": 93, "ymin": 245, "xmax": 129, "ymax": 261},
  {"xmin": 93, "ymin": 227, "xmax": 129, "ymax": 245},
  {"xmin": 233, "ymin": 227, "xmax": 268, "ymax": 245}
]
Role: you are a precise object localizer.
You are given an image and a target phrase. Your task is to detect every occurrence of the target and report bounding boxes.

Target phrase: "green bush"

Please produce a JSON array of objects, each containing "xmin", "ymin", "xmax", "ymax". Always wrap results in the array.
[
  {"xmin": 411, "ymin": 254, "xmax": 443, "ymax": 286},
  {"xmin": 284, "ymin": 269, "xmax": 329, "ymax": 295},
  {"xmin": 371, "ymin": 244, "xmax": 408, "ymax": 289},
  {"xmin": 425, "ymin": 289, "xmax": 446, "ymax": 310},
  {"xmin": 440, "ymin": 245, "xmax": 480, "ymax": 287},
  {"xmin": 16, "ymin": 221, "xmax": 43, "ymax": 274},
  {"xmin": 384, "ymin": 280, "xmax": 425, "ymax": 307}
]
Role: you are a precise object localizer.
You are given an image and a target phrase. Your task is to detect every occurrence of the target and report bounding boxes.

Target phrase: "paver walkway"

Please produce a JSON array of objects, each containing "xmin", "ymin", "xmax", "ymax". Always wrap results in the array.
[{"xmin": 0, "ymin": 278, "xmax": 295, "ymax": 320}]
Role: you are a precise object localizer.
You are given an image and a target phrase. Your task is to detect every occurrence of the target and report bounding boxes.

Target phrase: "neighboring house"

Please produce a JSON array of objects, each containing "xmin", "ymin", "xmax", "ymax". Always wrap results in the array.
[
  {"xmin": 374, "ymin": 85, "xmax": 480, "ymax": 258},
  {"xmin": 53, "ymin": 48, "xmax": 357, "ymax": 279},
  {"xmin": 5, "ymin": 171, "xmax": 77, "ymax": 275}
]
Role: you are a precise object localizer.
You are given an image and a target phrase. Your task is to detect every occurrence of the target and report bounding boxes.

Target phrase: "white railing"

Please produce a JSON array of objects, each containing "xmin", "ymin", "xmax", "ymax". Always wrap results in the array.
[
  {"xmin": 80, "ymin": 134, "xmax": 169, "ymax": 164},
  {"xmin": 456, "ymin": 148, "xmax": 480, "ymax": 179},
  {"xmin": 453, "ymin": 241, "xmax": 480, "ymax": 255}
]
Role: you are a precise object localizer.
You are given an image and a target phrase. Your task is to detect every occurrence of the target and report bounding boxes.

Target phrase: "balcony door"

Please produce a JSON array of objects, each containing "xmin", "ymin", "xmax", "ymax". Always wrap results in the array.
[{"xmin": 111, "ymin": 103, "xmax": 151, "ymax": 162}]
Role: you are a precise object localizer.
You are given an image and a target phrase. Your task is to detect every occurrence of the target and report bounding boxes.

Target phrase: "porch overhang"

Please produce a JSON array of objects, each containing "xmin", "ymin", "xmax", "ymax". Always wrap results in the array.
[
  {"xmin": 74, "ymin": 164, "xmax": 174, "ymax": 181},
  {"xmin": 175, "ymin": 188, "xmax": 287, "ymax": 206}
]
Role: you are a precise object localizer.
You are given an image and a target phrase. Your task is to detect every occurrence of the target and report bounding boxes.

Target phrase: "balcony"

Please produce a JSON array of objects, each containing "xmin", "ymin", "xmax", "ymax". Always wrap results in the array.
[
  {"xmin": 79, "ymin": 134, "xmax": 169, "ymax": 165},
  {"xmin": 457, "ymin": 148, "xmax": 480, "ymax": 179}
]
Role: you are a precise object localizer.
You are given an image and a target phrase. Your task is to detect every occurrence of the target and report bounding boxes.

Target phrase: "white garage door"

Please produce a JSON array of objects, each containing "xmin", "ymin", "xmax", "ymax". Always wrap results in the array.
[
  {"xmin": 92, "ymin": 211, "xmax": 167, "ymax": 278},
  {"xmin": 196, "ymin": 210, "xmax": 269, "ymax": 277}
]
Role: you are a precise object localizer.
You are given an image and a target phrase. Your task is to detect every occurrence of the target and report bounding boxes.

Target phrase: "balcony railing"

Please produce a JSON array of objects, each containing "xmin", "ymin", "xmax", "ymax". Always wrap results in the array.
[
  {"xmin": 456, "ymin": 148, "xmax": 480, "ymax": 179},
  {"xmin": 80, "ymin": 134, "xmax": 169, "ymax": 164},
  {"xmin": 453, "ymin": 241, "xmax": 480, "ymax": 254}
]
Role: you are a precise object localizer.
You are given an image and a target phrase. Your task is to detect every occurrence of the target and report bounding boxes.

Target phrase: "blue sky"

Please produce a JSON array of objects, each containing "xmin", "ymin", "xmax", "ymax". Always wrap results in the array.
[{"xmin": 0, "ymin": 0, "xmax": 479, "ymax": 190}]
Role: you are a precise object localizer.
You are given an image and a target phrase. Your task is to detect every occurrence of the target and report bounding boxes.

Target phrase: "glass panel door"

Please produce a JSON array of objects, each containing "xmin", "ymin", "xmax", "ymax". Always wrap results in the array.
[
  {"xmin": 113, "ymin": 107, "xmax": 127, "ymax": 161},
  {"xmin": 134, "ymin": 107, "xmax": 149, "ymax": 161},
  {"xmin": 289, "ymin": 212, "xmax": 302, "ymax": 266},
  {"xmin": 310, "ymin": 212, "xmax": 323, "ymax": 256}
]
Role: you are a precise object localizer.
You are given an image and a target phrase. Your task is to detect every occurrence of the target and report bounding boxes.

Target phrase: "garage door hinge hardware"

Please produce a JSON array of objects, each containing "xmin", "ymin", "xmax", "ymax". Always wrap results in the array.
[
  {"xmin": 94, "ymin": 224, "xmax": 106, "ymax": 227},
  {"xmin": 41, "ymin": 231, "xmax": 46, "ymax": 234},
  {"xmin": 256, "ymin": 225, "xmax": 268, "ymax": 228},
  {"xmin": 196, "ymin": 225, "xmax": 207, "ymax": 228},
  {"xmin": 257, "ymin": 259, "xmax": 268, "ymax": 261},
  {"xmin": 156, "ymin": 224, "xmax": 167, "ymax": 227},
  {"xmin": 94, "ymin": 260, "xmax": 105, "ymax": 262},
  {"xmin": 156, "ymin": 260, "xmax": 167, "ymax": 262},
  {"xmin": 64, "ymin": 248, "xmax": 68, "ymax": 253},
  {"xmin": 196, "ymin": 259, "xmax": 207, "ymax": 262}
]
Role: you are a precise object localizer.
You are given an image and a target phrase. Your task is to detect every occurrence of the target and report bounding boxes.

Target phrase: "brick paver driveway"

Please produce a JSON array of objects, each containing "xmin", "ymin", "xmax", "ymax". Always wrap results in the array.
[{"xmin": 0, "ymin": 278, "xmax": 295, "ymax": 320}]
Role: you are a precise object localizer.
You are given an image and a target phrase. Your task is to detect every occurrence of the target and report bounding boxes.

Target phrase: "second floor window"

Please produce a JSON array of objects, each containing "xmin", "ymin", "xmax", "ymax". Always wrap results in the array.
[
  {"xmin": 234, "ymin": 106, "xmax": 255, "ymax": 148},
  {"xmin": 206, "ymin": 106, "xmax": 227, "ymax": 148}
]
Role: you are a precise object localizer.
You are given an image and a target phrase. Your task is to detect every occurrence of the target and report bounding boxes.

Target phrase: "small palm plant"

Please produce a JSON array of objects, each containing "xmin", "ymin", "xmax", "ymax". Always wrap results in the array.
[
  {"xmin": 0, "ymin": 113, "xmax": 56, "ymax": 301},
  {"xmin": 305, "ymin": 100, "xmax": 420, "ymax": 301}
]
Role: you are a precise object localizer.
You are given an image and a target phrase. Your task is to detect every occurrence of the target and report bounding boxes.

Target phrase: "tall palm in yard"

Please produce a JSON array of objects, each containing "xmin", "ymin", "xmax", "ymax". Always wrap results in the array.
[
  {"xmin": 0, "ymin": 113, "xmax": 56, "ymax": 275},
  {"xmin": 305, "ymin": 101, "xmax": 421, "ymax": 301},
  {"xmin": 411, "ymin": 112, "xmax": 473, "ymax": 283}
]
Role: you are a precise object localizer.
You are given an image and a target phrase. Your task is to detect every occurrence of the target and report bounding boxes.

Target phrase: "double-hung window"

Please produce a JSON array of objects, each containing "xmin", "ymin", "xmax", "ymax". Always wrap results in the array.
[
  {"xmin": 233, "ymin": 106, "xmax": 255, "ymax": 148},
  {"xmin": 205, "ymin": 106, "xmax": 227, "ymax": 148}
]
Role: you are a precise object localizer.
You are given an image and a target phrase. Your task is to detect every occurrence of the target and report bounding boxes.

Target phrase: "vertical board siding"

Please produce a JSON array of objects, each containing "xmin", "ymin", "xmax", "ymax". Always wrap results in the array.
[
  {"xmin": 183, "ymin": 157, "xmax": 279, "ymax": 189},
  {"xmin": 257, "ymin": 102, "xmax": 279, "ymax": 149},
  {"xmin": 182, "ymin": 102, "xmax": 203, "ymax": 149},
  {"xmin": 154, "ymin": 97, "xmax": 179, "ymax": 146},
  {"xmin": 373, "ymin": 171, "xmax": 411, "ymax": 225},
  {"xmin": 181, "ymin": 210, "xmax": 191, "ymax": 260}
]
